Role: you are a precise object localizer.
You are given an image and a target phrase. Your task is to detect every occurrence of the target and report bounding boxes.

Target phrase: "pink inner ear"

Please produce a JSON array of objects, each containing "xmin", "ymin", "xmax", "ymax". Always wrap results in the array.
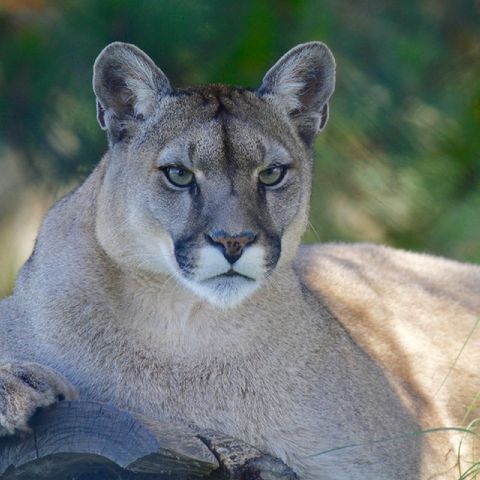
[{"xmin": 97, "ymin": 101, "xmax": 106, "ymax": 129}]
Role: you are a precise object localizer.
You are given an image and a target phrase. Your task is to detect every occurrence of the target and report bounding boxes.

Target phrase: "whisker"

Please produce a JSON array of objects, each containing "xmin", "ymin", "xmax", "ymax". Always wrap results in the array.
[{"xmin": 308, "ymin": 220, "xmax": 322, "ymax": 242}]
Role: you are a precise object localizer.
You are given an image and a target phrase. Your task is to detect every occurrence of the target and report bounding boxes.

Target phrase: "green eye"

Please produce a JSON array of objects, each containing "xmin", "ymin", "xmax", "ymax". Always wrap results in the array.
[
  {"xmin": 258, "ymin": 165, "xmax": 288, "ymax": 187},
  {"xmin": 162, "ymin": 166, "xmax": 195, "ymax": 188}
]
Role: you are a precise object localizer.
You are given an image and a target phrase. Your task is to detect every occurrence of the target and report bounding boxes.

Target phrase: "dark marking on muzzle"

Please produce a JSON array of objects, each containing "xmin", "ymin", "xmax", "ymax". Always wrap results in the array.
[
  {"xmin": 264, "ymin": 232, "xmax": 282, "ymax": 273},
  {"xmin": 174, "ymin": 234, "xmax": 199, "ymax": 276}
]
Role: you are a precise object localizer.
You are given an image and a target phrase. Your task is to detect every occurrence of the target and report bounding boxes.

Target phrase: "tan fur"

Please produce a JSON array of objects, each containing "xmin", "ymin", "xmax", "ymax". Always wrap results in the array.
[{"xmin": 0, "ymin": 42, "xmax": 479, "ymax": 479}]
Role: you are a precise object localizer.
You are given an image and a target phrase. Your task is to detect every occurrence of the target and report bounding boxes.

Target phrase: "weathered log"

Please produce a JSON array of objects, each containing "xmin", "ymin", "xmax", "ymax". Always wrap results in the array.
[
  {"xmin": 0, "ymin": 401, "xmax": 218, "ymax": 479},
  {"xmin": 0, "ymin": 401, "xmax": 298, "ymax": 479}
]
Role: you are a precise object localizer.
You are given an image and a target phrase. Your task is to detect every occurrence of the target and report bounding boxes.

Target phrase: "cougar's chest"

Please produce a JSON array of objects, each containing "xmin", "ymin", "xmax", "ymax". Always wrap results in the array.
[
  {"xmin": 80, "ymin": 341, "xmax": 287, "ymax": 449},
  {"xmin": 71, "ymin": 287, "xmax": 313, "ymax": 448}
]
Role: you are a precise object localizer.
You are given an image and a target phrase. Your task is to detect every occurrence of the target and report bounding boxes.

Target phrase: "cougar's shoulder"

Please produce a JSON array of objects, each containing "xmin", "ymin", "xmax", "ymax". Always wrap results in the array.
[{"xmin": 0, "ymin": 160, "xmax": 107, "ymax": 357}]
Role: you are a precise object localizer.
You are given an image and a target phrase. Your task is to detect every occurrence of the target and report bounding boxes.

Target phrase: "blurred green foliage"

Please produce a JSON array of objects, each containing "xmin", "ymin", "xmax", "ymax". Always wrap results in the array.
[{"xmin": 0, "ymin": 0, "xmax": 479, "ymax": 261}]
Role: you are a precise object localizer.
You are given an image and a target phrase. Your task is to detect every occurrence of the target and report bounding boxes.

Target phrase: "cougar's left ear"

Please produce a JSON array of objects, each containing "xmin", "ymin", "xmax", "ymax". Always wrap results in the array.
[
  {"xmin": 93, "ymin": 42, "xmax": 171, "ymax": 143},
  {"xmin": 258, "ymin": 42, "xmax": 336, "ymax": 145}
]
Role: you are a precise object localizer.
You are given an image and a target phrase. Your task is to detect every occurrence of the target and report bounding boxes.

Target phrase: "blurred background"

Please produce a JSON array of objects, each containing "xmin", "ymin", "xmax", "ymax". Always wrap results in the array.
[{"xmin": 0, "ymin": 0, "xmax": 479, "ymax": 298}]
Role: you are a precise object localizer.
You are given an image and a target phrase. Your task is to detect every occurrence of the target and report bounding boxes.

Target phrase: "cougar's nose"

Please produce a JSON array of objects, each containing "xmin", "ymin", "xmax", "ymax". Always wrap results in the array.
[{"xmin": 206, "ymin": 230, "xmax": 257, "ymax": 264}]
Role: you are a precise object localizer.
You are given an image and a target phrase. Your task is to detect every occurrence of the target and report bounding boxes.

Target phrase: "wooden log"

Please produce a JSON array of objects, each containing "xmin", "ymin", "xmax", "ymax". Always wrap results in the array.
[
  {"xmin": 198, "ymin": 429, "xmax": 298, "ymax": 480},
  {"xmin": 0, "ymin": 401, "xmax": 219, "ymax": 479}
]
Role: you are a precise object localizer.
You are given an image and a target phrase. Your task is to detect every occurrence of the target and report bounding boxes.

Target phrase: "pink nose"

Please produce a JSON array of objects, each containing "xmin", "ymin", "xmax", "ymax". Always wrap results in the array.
[{"xmin": 207, "ymin": 230, "xmax": 256, "ymax": 264}]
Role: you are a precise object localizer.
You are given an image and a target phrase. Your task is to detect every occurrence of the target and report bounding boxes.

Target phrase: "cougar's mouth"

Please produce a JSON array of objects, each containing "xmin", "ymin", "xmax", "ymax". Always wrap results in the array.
[
  {"xmin": 215, "ymin": 269, "xmax": 256, "ymax": 281},
  {"xmin": 202, "ymin": 271, "xmax": 257, "ymax": 285},
  {"xmin": 172, "ymin": 244, "xmax": 265, "ymax": 308}
]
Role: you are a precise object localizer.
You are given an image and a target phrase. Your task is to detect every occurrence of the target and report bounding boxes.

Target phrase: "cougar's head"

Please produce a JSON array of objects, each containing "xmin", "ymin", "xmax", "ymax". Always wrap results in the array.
[{"xmin": 93, "ymin": 41, "xmax": 335, "ymax": 308}]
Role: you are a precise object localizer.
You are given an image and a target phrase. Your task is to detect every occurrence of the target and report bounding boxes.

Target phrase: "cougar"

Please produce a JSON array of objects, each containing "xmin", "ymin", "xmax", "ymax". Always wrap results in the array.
[{"xmin": 0, "ymin": 41, "xmax": 479, "ymax": 479}]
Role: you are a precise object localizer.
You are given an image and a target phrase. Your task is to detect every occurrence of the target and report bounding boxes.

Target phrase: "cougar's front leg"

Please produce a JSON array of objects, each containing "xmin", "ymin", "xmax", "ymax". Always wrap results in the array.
[{"xmin": 0, "ymin": 362, "xmax": 78, "ymax": 437}]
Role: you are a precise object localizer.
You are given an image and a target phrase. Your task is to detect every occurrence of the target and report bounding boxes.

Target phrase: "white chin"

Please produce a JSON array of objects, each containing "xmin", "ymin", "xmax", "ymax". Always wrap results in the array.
[{"xmin": 181, "ymin": 275, "xmax": 261, "ymax": 309}]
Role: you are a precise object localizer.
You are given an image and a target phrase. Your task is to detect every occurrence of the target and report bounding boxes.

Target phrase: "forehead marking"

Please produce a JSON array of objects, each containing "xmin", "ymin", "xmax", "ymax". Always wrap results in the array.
[
  {"xmin": 188, "ymin": 142, "xmax": 196, "ymax": 161},
  {"xmin": 220, "ymin": 119, "xmax": 237, "ymax": 195}
]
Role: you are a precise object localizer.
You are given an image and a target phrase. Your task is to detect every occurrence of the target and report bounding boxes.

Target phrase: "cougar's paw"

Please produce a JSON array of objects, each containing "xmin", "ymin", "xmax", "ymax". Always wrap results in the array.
[{"xmin": 0, "ymin": 362, "xmax": 78, "ymax": 437}]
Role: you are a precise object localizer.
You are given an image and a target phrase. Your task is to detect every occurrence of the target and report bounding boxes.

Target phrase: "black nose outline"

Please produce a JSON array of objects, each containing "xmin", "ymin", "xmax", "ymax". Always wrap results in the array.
[{"xmin": 205, "ymin": 230, "xmax": 257, "ymax": 264}]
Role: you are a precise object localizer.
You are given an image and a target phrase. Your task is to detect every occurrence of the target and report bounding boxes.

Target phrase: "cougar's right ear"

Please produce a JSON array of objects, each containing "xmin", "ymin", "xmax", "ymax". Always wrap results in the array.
[{"xmin": 93, "ymin": 42, "xmax": 171, "ymax": 143}]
